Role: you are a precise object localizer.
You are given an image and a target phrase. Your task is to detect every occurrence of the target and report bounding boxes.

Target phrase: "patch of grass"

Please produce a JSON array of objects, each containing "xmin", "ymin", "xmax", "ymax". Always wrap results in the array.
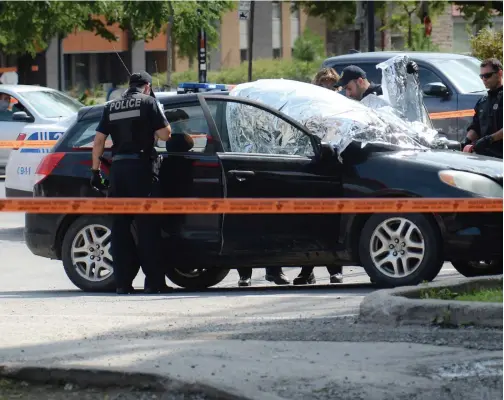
[
  {"xmin": 420, "ymin": 287, "xmax": 503, "ymax": 303},
  {"xmin": 454, "ymin": 288, "xmax": 503, "ymax": 303}
]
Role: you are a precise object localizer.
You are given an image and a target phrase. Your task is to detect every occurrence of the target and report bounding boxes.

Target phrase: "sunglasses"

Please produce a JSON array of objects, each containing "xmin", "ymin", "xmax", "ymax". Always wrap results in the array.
[{"xmin": 480, "ymin": 72, "xmax": 496, "ymax": 79}]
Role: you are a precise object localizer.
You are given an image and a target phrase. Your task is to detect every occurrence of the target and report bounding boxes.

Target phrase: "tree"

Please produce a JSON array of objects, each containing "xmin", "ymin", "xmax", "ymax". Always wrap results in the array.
[
  {"xmin": 470, "ymin": 27, "xmax": 503, "ymax": 61},
  {"xmin": 297, "ymin": 1, "xmax": 503, "ymax": 48},
  {"xmin": 0, "ymin": 0, "xmax": 235, "ymax": 78},
  {"xmin": 292, "ymin": 28, "xmax": 326, "ymax": 62}
]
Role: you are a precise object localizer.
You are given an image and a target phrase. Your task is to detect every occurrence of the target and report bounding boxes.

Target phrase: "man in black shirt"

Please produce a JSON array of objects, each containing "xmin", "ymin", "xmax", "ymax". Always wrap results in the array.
[
  {"xmin": 91, "ymin": 71, "xmax": 172, "ymax": 294},
  {"xmin": 336, "ymin": 65, "xmax": 383, "ymax": 101},
  {"xmin": 462, "ymin": 58, "xmax": 503, "ymax": 159},
  {"xmin": 336, "ymin": 62, "xmax": 418, "ymax": 102}
]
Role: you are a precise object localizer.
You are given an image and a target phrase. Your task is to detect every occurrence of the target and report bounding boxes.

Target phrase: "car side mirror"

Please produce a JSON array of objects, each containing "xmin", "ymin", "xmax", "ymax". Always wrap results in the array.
[
  {"xmin": 423, "ymin": 82, "xmax": 450, "ymax": 98},
  {"xmin": 12, "ymin": 111, "xmax": 34, "ymax": 122},
  {"xmin": 319, "ymin": 141, "xmax": 335, "ymax": 159}
]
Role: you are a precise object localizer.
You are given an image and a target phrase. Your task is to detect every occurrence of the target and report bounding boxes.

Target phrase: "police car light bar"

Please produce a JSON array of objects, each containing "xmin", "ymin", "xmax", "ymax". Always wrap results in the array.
[{"xmin": 177, "ymin": 82, "xmax": 234, "ymax": 94}]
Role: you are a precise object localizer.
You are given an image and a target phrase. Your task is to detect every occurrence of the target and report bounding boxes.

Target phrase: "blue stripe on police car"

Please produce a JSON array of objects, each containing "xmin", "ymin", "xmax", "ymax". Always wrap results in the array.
[{"xmin": 20, "ymin": 131, "xmax": 65, "ymax": 153}]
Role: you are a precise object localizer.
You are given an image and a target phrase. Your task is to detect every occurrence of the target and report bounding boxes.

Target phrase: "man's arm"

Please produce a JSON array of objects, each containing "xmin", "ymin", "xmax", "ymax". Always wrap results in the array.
[
  {"xmin": 465, "ymin": 100, "xmax": 482, "ymax": 142},
  {"xmin": 92, "ymin": 131, "xmax": 107, "ymax": 170},
  {"xmin": 155, "ymin": 125, "xmax": 172, "ymax": 141},
  {"xmin": 491, "ymin": 128, "xmax": 503, "ymax": 142},
  {"xmin": 150, "ymin": 99, "xmax": 172, "ymax": 141},
  {"xmin": 92, "ymin": 107, "xmax": 110, "ymax": 170}
]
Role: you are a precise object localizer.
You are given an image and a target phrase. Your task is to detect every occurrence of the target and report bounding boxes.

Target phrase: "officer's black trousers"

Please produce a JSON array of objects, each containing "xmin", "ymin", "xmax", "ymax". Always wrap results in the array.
[{"xmin": 108, "ymin": 158, "xmax": 164, "ymax": 289}]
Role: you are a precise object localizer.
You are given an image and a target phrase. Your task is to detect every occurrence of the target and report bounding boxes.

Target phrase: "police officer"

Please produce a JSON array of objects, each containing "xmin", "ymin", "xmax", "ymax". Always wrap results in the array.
[
  {"xmin": 462, "ymin": 58, "xmax": 503, "ymax": 159},
  {"xmin": 91, "ymin": 71, "xmax": 172, "ymax": 294}
]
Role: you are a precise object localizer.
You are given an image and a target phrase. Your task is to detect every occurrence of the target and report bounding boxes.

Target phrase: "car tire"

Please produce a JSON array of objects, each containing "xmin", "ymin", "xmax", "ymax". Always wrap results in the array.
[
  {"xmin": 358, "ymin": 213, "xmax": 443, "ymax": 288},
  {"xmin": 165, "ymin": 268, "xmax": 230, "ymax": 290},
  {"xmin": 62, "ymin": 215, "xmax": 116, "ymax": 292},
  {"xmin": 451, "ymin": 260, "xmax": 503, "ymax": 277}
]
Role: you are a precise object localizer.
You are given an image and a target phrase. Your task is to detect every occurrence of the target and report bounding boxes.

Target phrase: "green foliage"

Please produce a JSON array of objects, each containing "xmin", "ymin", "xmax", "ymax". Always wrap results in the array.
[
  {"xmin": 292, "ymin": 28, "xmax": 326, "ymax": 63},
  {"xmin": 153, "ymin": 58, "xmax": 322, "ymax": 87},
  {"xmin": 470, "ymin": 27, "xmax": 503, "ymax": 62},
  {"xmin": 104, "ymin": 0, "xmax": 235, "ymax": 59},
  {"xmin": 457, "ymin": 1, "xmax": 503, "ymax": 27},
  {"xmin": 404, "ymin": 24, "xmax": 440, "ymax": 52},
  {"xmin": 0, "ymin": 0, "xmax": 235, "ymax": 59},
  {"xmin": 0, "ymin": 1, "xmax": 114, "ymax": 56},
  {"xmin": 295, "ymin": 1, "xmax": 356, "ymax": 30}
]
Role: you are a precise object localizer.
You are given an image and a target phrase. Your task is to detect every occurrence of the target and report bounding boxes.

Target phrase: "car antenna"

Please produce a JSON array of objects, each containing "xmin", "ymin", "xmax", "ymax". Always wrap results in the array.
[{"xmin": 112, "ymin": 42, "xmax": 131, "ymax": 76}]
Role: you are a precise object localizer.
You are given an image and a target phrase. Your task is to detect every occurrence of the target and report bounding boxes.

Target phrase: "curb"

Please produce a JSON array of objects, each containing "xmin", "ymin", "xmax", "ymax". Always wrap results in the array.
[
  {"xmin": 0, "ymin": 364, "xmax": 286, "ymax": 400},
  {"xmin": 359, "ymin": 275, "xmax": 503, "ymax": 327}
]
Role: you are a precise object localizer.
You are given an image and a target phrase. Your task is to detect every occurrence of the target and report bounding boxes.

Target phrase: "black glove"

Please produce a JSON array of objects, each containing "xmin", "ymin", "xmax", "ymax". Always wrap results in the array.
[
  {"xmin": 90, "ymin": 169, "xmax": 109, "ymax": 191},
  {"xmin": 460, "ymin": 136, "xmax": 472, "ymax": 150},
  {"xmin": 406, "ymin": 61, "xmax": 419, "ymax": 75},
  {"xmin": 473, "ymin": 135, "xmax": 493, "ymax": 154}
]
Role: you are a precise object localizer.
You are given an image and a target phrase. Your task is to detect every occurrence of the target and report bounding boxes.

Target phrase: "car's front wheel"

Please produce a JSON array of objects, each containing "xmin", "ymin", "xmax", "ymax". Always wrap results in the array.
[
  {"xmin": 358, "ymin": 213, "xmax": 444, "ymax": 288},
  {"xmin": 451, "ymin": 260, "xmax": 503, "ymax": 277}
]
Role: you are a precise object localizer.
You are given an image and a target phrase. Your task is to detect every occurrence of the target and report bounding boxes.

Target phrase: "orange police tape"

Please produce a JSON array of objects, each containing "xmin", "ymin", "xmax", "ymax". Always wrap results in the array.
[
  {"xmin": 0, "ymin": 135, "xmax": 208, "ymax": 149},
  {"xmin": 0, "ymin": 197, "xmax": 501, "ymax": 214}
]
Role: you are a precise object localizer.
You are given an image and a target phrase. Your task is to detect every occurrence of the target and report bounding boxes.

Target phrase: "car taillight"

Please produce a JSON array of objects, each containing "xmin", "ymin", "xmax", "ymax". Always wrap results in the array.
[
  {"xmin": 34, "ymin": 153, "xmax": 65, "ymax": 184},
  {"xmin": 13, "ymin": 133, "xmax": 27, "ymax": 150}
]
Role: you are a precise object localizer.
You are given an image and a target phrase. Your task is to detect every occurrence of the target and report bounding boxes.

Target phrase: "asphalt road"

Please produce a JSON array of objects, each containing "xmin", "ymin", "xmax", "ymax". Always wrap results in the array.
[{"xmin": 0, "ymin": 180, "xmax": 501, "ymax": 400}]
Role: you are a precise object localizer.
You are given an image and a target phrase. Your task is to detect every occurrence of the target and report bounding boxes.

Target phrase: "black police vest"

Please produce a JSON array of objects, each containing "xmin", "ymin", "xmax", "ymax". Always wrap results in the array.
[
  {"xmin": 106, "ymin": 88, "xmax": 155, "ymax": 157},
  {"xmin": 478, "ymin": 87, "xmax": 503, "ymax": 139}
]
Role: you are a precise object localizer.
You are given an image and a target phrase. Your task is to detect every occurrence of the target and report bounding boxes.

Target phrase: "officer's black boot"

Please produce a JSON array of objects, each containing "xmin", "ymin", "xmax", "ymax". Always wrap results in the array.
[
  {"xmin": 265, "ymin": 267, "xmax": 290, "ymax": 285},
  {"xmin": 293, "ymin": 267, "xmax": 316, "ymax": 285},
  {"xmin": 238, "ymin": 268, "xmax": 252, "ymax": 287}
]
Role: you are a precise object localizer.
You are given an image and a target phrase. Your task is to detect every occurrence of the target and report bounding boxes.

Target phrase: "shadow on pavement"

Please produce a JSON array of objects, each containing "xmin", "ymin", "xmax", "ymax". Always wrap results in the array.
[
  {"xmin": 0, "ymin": 282, "xmax": 376, "ymax": 300},
  {"xmin": 0, "ymin": 227, "xmax": 24, "ymax": 242}
]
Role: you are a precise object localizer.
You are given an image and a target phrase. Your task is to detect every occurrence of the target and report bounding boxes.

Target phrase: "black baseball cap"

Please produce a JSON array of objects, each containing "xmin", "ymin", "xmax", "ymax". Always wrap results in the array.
[
  {"xmin": 129, "ymin": 70, "xmax": 152, "ymax": 86},
  {"xmin": 335, "ymin": 65, "xmax": 367, "ymax": 88}
]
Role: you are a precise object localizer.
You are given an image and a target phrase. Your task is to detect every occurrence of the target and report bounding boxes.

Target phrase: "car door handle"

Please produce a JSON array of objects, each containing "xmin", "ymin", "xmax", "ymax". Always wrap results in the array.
[{"xmin": 227, "ymin": 170, "xmax": 255, "ymax": 181}]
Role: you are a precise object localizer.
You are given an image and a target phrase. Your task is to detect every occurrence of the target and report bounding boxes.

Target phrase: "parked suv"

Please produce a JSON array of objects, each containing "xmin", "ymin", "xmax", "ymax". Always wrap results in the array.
[{"xmin": 323, "ymin": 52, "xmax": 486, "ymax": 142}]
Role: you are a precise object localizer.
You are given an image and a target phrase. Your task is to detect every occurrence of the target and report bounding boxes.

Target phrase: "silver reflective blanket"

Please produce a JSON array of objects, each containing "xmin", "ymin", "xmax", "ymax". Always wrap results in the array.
[{"xmin": 228, "ymin": 79, "xmax": 428, "ymax": 157}]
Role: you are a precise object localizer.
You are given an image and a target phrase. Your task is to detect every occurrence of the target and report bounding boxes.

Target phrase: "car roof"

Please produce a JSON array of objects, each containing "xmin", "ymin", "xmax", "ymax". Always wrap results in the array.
[
  {"xmin": 79, "ymin": 91, "xmax": 230, "ymax": 120},
  {"xmin": 0, "ymin": 84, "xmax": 58, "ymax": 94},
  {"xmin": 324, "ymin": 51, "xmax": 476, "ymax": 65}
]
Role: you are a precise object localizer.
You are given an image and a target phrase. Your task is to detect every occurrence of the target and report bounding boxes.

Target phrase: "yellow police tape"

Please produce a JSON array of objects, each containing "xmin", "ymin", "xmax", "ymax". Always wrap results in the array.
[{"xmin": 0, "ymin": 198, "xmax": 501, "ymax": 214}]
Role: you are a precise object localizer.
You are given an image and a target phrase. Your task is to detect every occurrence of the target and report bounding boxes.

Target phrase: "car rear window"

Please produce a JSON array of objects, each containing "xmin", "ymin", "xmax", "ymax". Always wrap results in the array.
[{"xmin": 61, "ymin": 102, "xmax": 218, "ymax": 154}]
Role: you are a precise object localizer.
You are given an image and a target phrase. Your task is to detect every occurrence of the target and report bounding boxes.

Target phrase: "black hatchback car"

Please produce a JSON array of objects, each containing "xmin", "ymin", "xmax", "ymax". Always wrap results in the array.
[{"xmin": 25, "ymin": 91, "xmax": 503, "ymax": 292}]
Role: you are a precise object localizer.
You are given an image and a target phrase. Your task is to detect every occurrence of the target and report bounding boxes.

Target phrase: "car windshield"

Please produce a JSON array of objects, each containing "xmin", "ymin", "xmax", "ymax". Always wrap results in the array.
[
  {"xmin": 21, "ymin": 90, "xmax": 83, "ymax": 118},
  {"xmin": 431, "ymin": 58, "xmax": 486, "ymax": 93}
]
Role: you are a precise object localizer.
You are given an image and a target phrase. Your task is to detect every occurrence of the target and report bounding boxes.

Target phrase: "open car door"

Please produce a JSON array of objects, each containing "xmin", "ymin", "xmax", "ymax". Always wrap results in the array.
[{"xmin": 198, "ymin": 94, "xmax": 345, "ymax": 262}]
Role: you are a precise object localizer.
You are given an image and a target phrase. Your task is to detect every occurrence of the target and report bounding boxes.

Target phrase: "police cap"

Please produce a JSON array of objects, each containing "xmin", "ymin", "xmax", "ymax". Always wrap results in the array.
[{"xmin": 129, "ymin": 71, "xmax": 152, "ymax": 87}]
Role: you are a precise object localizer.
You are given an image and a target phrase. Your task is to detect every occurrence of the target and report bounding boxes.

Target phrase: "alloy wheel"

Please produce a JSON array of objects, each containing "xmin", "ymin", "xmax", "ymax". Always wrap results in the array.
[
  {"xmin": 71, "ymin": 224, "xmax": 113, "ymax": 282},
  {"xmin": 369, "ymin": 217, "xmax": 425, "ymax": 278}
]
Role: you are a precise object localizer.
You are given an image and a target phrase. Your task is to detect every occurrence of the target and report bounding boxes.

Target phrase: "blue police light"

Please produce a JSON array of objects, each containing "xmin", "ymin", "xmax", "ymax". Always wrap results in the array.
[{"xmin": 177, "ymin": 82, "xmax": 231, "ymax": 94}]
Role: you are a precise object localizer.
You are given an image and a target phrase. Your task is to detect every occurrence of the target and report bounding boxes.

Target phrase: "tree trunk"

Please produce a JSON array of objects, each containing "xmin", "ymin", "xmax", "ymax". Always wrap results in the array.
[{"xmin": 166, "ymin": 2, "xmax": 174, "ymax": 91}]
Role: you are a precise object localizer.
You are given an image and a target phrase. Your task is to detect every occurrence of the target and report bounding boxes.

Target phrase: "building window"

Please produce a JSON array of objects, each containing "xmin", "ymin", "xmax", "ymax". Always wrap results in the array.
[
  {"xmin": 240, "ymin": 19, "xmax": 248, "ymax": 63},
  {"xmin": 272, "ymin": 1, "xmax": 282, "ymax": 58},
  {"xmin": 240, "ymin": 49, "xmax": 248, "ymax": 63}
]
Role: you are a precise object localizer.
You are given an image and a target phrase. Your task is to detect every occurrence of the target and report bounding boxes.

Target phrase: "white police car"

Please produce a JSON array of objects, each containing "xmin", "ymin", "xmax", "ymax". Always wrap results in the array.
[{"xmin": 4, "ymin": 114, "xmax": 78, "ymax": 197}]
